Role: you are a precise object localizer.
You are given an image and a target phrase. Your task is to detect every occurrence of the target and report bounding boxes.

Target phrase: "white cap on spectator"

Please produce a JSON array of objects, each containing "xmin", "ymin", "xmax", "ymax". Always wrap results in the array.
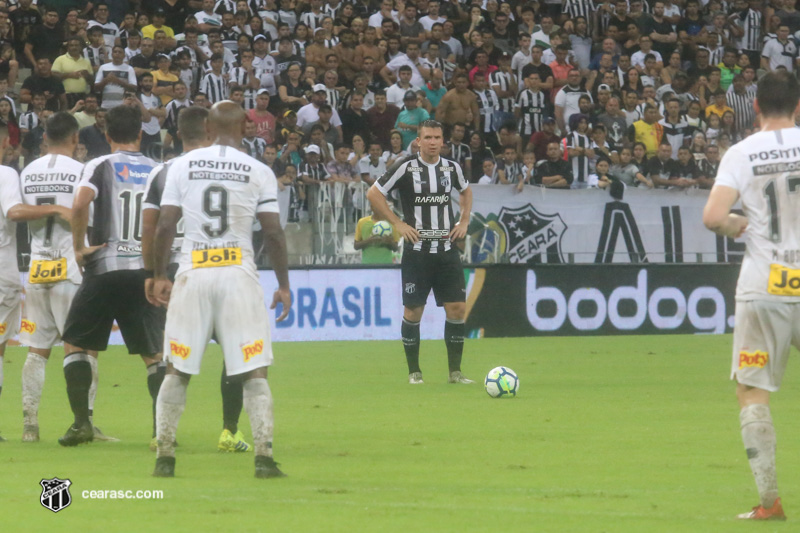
[
  {"xmin": 305, "ymin": 145, "xmax": 321, "ymax": 155},
  {"xmin": 254, "ymin": 34, "xmax": 268, "ymax": 41},
  {"xmin": 313, "ymin": 84, "xmax": 327, "ymax": 92},
  {"xmin": 257, "ymin": 88, "xmax": 270, "ymax": 96}
]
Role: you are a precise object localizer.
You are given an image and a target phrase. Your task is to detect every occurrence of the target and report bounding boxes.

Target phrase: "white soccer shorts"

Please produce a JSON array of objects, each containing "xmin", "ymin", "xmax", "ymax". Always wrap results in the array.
[
  {"xmin": 0, "ymin": 285, "xmax": 22, "ymax": 344},
  {"xmin": 22, "ymin": 281, "xmax": 80, "ymax": 349},
  {"xmin": 163, "ymin": 268, "xmax": 272, "ymax": 376},
  {"xmin": 731, "ymin": 300, "xmax": 800, "ymax": 392}
]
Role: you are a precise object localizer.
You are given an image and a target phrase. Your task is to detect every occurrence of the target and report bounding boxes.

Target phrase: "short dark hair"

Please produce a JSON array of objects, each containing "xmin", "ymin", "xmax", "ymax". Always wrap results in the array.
[
  {"xmin": 418, "ymin": 119, "xmax": 444, "ymax": 134},
  {"xmin": 45, "ymin": 112, "xmax": 79, "ymax": 145},
  {"xmin": 757, "ymin": 70, "xmax": 800, "ymax": 118},
  {"xmin": 177, "ymin": 106, "xmax": 208, "ymax": 143},
  {"xmin": 106, "ymin": 105, "xmax": 142, "ymax": 144}
]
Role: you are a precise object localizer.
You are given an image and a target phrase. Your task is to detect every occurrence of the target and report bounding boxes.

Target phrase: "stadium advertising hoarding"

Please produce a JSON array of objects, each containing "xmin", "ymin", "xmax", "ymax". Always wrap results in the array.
[
  {"xmin": 97, "ymin": 264, "xmax": 738, "ymax": 345},
  {"xmin": 465, "ymin": 185, "xmax": 744, "ymax": 264}
]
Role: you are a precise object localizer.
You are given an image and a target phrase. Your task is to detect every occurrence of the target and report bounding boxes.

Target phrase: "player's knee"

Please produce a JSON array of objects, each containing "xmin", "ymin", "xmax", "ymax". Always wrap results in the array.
[
  {"xmin": 444, "ymin": 302, "xmax": 466, "ymax": 320},
  {"xmin": 736, "ymin": 382, "xmax": 770, "ymax": 407},
  {"xmin": 242, "ymin": 366, "xmax": 267, "ymax": 381},
  {"xmin": 404, "ymin": 306, "xmax": 424, "ymax": 322}
]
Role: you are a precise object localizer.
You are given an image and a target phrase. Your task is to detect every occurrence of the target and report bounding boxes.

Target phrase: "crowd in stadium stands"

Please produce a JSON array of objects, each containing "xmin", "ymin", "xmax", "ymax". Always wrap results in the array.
[{"xmin": 0, "ymin": 0, "xmax": 786, "ymax": 215}]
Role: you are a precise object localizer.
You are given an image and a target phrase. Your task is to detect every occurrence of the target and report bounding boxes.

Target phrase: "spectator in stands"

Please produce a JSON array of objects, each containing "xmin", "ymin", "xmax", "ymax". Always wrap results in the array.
[
  {"xmin": 11, "ymin": 0, "xmax": 41, "ymax": 68},
  {"xmin": 395, "ymin": 89, "xmax": 429, "ymax": 149},
  {"xmin": 384, "ymin": 129, "xmax": 408, "ymax": 167},
  {"xmin": 19, "ymin": 91, "xmax": 44, "ymax": 136},
  {"xmin": 52, "ymin": 37, "xmax": 94, "ymax": 107},
  {"xmin": 535, "ymin": 141, "xmax": 573, "ymax": 189},
  {"xmin": 628, "ymin": 105, "xmax": 662, "ymax": 158},
  {"xmin": 341, "ymin": 92, "xmax": 369, "ymax": 144},
  {"xmin": 72, "ymin": 93, "xmax": 99, "ymax": 130},
  {"xmin": 247, "ymin": 90, "xmax": 276, "ymax": 144},
  {"xmin": 554, "ymin": 69, "xmax": 591, "ymax": 134},
  {"xmin": 645, "ymin": 142, "xmax": 675, "ymax": 188},
  {"xmin": 436, "ymin": 73, "xmax": 478, "ymax": 131},
  {"xmin": 131, "ymin": 37, "xmax": 158, "ymax": 76},
  {"xmin": 21, "ymin": 58, "xmax": 66, "ymax": 111},
  {"xmin": 366, "ymin": 90, "xmax": 399, "ymax": 149},
  {"xmin": 95, "ymin": 45, "xmax": 138, "ymax": 110},
  {"xmin": 79, "ymin": 107, "xmax": 111, "ymax": 159}
]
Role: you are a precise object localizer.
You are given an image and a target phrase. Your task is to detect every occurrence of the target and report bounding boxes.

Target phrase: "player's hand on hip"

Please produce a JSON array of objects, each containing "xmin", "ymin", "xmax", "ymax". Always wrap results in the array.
[
  {"xmin": 56, "ymin": 206, "xmax": 72, "ymax": 224},
  {"xmin": 397, "ymin": 221, "xmax": 420, "ymax": 243},
  {"xmin": 449, "ymin": 221, "xmax": 467, "ymax": 241},
  {"xmin": 75, "ymin": 243, "xmax": 106, "ymax": 267},
  {"xmin": 271, "ymin": 288, "xmax": 292, "ymax": 322},
  {"xmin": 728, "ymin": 214, "xmax": 748, "ymax": 239},
  {"xmin": 153, "ymin": 278, "xmax": 173, "ymax": 307}
]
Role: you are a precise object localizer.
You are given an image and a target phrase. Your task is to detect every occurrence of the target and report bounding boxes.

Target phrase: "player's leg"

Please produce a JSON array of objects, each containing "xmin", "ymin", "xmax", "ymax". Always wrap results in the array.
[
  {"xmin": 732, "ymin": 301, "xmax": 789, "ymax": 520},
  {"xmin": 60, "ymin": 273, "xmax": 117, "ymax": 446},
  {"xmin": 218, "ymin": 362, "xmax": 250, "ymax": 452},
  {"xmin": 215, "ymin": 270, "xmax": 284, "ymax": 477},
  {"xmin": 433, "ymin": 249, "xmax": 472, "ymax": 384},
  {"xmin": 153, "ymin": 269, "xmax": 213, "ymax": 476},
  {"xmin": 0, "ymin": 287, "xmax": 21, "ymax": 442},
  {"xmin": 401, "ymin": 251, "xmax": 433, "ymax": 383},
  {"xmin": 21, "ymin": 347, "xmax": 49, "ymax": 442}
]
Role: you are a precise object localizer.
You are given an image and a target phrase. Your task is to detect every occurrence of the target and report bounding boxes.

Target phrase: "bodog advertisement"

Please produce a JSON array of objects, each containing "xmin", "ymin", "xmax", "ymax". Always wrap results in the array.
[{"xmin": 464, "ymin": 264, "xmax": 741, "ymax": 337}]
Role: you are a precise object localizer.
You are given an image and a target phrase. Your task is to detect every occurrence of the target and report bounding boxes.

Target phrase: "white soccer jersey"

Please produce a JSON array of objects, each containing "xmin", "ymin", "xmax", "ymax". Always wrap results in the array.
[
  {"xmin": 19, "ymin": 154, "xmax": 83, "ymax": 284},
  {"xmin": 161, "ymin": 145, "xmax": 279, "ymax": 281},
  {"xmin": 0, "ymin": 165, "xmax": 21, "ymax": 290},
  {"xmin": 716, "ymin": 127, "xmax": 800, "ymax": 302}
]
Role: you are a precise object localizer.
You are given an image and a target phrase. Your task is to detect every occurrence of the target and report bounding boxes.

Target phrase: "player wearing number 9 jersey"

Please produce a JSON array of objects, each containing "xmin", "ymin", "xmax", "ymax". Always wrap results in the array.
[
  {"xmin": 704, "ymin": 70, "xmax": 800, "ymax": 521},
  {"xmin": 59, "ymin": 105, "xmax": 165, "ymax": 447},
  {"xmin": 150, "ymin": 101, "xmax": 291, "ymax": 479}
]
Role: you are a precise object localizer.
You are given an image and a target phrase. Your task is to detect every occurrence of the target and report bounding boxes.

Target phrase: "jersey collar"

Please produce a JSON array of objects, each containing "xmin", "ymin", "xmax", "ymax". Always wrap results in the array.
[{"xmin": 418, "ymin": 155, "xmax": 441, "ymax": 167}]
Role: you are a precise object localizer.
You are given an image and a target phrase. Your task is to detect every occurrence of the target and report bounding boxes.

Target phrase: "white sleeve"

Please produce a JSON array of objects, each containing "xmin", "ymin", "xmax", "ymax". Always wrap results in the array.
[
  {"xmin": 160, "ymin": 162, "xmax": 183, "ymax": 208},
  {"xmin": 331, "ymin": 109, "xmax": 342, "ymax": 128},
  {"xmin": 256, "ymin": 165, "xmax": 280, "ymax": 214},
  {"xmin": 0, "ymin": 166, "xmax": 22, "ymax": 216},
  {"xmin": 94, "ymin": 65, "xmax": 104, "ymax": 84},
  {"xmin": 554, "ymin": 88, "xmax": 566, "ymax": 108},
  {"xmin": 714, "ymin": 147, "xmax": 748, "ymax": 191}
]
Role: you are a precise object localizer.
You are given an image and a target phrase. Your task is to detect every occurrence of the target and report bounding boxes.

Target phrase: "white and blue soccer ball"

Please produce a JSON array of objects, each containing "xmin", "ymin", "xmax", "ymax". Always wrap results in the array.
[
  {"xmin": 372, "ymin": 220, "xmax": 393, "ymax": 237},
  {"xmin": 484, "ymin": 366, "xmax": 519, "ymax": 398}
]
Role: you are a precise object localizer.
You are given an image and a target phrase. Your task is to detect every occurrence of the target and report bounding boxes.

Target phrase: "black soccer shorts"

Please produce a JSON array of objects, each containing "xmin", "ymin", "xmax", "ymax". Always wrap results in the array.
[
  {"xmin": 62, "ymin": 269, "xmax": 165, "ymax": 355},
  {"xmin": 401, "ymin": 247, "xmax": 466, "ymax": 308}
]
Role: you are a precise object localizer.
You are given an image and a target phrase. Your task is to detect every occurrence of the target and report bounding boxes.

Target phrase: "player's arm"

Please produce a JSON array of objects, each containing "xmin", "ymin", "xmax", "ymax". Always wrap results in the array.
[
  {"xmin": 152, "ymin": 204, "xmax": 181, "ymax": 306},
  {"xmin": 703, "ymin": 183, "xmax": 747, "ymax": 238},
  {"xmin": 368, "ymin": 159, "xmax": 420, "ymax": 243},
  {"xmin": 257, "ymin": 211, "xmax": 291, "ymax": 322},
  {"xmin": 449, "ymin": 162, "xmax": 472, "ymax": 240},
  {"xmin": 7, "ymin": 202, "xmax": 70, "ymax": 222}
]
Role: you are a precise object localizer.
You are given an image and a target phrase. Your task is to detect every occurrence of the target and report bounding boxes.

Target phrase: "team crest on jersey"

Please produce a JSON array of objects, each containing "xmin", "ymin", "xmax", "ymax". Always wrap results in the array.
[
  {"xmin": 439, "ymin": 174, "xmax": 451, "ymax": 189},
  {"xmin": 498, "ymin": 204, "xmax": 567, "ymax": 264},
  {"xmin": 40, "ymin": 477, "xmax": 72, "ymax": 513},
  {"xmin": 114, "ymin": 163, "xmax": 151, "ymax": 185}
]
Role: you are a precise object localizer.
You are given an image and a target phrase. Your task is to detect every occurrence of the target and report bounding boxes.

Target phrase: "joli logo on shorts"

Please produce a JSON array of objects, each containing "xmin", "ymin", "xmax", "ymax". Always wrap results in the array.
[
  {"xmin": 739, "ymin": 350, "xmax": 769, "ymax": 369},
  {"xmin": 767, "ymin": 264, "xmax": 800, "ymax": 296},
  {"xmin": 21, "ymin": 319, "xmax": 36, "ymax": 334},
  {"xmin": 242, "ymin": 340, "xmax": 264, "ymax": 362},
  {"xmin": 170, "ymin": 341, "xmax": 191, "ymax": 359},
  {"xmin": 191, "ymin": 247, "xmax": 242, "ymax": 269}
]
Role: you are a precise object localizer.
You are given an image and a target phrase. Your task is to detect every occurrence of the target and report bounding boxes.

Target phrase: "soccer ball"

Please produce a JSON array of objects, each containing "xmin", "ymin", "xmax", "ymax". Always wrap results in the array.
[
  {"xmin": 484, "ymin": 366, "xmax": 519, "ymax": 398},
  {"xmin": 372, "ymin": 220, "xmax": 393, "ymax": 237}
]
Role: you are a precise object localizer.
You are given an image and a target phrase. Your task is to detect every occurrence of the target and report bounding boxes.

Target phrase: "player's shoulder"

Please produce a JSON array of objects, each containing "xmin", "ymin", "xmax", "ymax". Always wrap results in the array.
[
  {"xmin": 437, "ymin": 156, "xmax": 461, "ymax": 170},
  {"xmin": 0, "ymin": 163, "xmax": 18, "ymax": 180}
]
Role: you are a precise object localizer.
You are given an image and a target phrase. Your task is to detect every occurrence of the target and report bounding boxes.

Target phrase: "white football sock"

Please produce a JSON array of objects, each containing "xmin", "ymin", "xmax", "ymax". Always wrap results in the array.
[
  {"xmin": 740, "ymin": 403, "xmax": 778, "ymax": 508},
  {"xmin": 88, "ymin": 355, "xmax": 98, "ymax": 422},
  {"xmin": 22, "ymin": 352, "xmax": 47, "ymax": 427},
  {"xmin": 243, "ymin": 377, "xmax": 273, "ymax": 457},
  {"xmin": 156, "ymin": 374, "xmax": 188, "ymax": 458}
]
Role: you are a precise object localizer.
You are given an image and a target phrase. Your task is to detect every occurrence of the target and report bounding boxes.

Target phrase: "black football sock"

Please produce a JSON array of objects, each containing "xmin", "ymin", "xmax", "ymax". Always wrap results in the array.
[
  {"xmin": 147, "ymin": 361, "xmax": 166, "ymax": 438},
  {"xmin": 221, "ymin": 362, "xmax": 243, "ymax": 434},
  {"xmin": 445, "ymin": 319, "xmax": 465, "ymax": 373},
  {"xmin": 402, "ymin": 318, "xmax": 421, "ymax": 374},
  {"xmin": 63, "ymin": 352, "xmax": 92, "ymax": 426}
]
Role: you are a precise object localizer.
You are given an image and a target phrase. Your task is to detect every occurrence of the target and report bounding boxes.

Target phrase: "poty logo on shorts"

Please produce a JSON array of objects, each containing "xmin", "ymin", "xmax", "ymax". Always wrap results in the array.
[
  {"xmin": 21, "ymin": 319, "xmax": 36, "ymax": 334},
  {"xmin": 0, "ymin": 322, "xmax": 6, "ymax": 335},
  {"xmin": 739, "ymin": 350, "xmax": 769, "ymax": 369},
  {"xmin": 169, "ymin": 341, "xmax": 191, "ymax": 360},
  {"xmin": 242, "ymin": 339, "xmax": 264, "ymax": 362}
]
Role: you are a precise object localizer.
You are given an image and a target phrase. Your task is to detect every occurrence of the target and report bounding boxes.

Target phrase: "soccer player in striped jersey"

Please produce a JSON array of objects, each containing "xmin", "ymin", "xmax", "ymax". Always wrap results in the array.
[
  {"xmin": 367, "ymin": 119, "xmax": 474, "ymax": 385},
  {"xmin": 516, "ymin": 72, "xmax": 548, "ymax": 140}
]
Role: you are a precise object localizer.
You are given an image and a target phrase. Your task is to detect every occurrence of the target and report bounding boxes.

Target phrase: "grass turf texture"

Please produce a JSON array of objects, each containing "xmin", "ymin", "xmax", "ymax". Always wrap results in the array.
[{"xmin": 1, "ymin": 335, "xmax": 799, "ymax": 532}]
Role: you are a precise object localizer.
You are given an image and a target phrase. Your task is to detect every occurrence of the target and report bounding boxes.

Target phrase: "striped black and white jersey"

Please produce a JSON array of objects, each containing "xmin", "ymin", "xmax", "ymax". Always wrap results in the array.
[
  {"xmin": 474, "ymin": 88, "xmax": 499, "ymax": 133},
  {"xmin": 300, "ymin": 10, "xmax": 325, "ymax": 30},
  {"xmin": 214, "ymin": 0, "xmax": 237, "ymax": 14},
  {"xmin": 221, "ymin": 28, "xmax": 241, "ymax": 51},
  {"xmin": 323, "ymin": 2, "xmax": 342, "ymax": 19},
  {"xmin": 562, "ymin": 0, "xmax": 595, "ymax": 21},
  {"xmin": 704, "ymin": 46, "xmax": 725, "ymax": 67},
  {"xmin": 300, "ymin": 161, "xmax": 330, "ymax": 181},
  {"xmin": 84, "ymin": 45, "xmax": 111, "ymax": 68},
  {"xmin": 515, "ymin": 88, "xmax": 548, "ymax": 136},
  {"xmin": 229, "ymin": 66, "xmax": 263, "ymax": 109},
  {"xmin": 78, "ymin": 150, "xmax": 158, "ymax": 275},
  {"xmin": 736, "ymin": 8, "xmax": 762, "ymax": 51},
  {"xmin": 19, "ymin": 110, "xmax": 39, "ymax": 132},
  {"xmin": 499, "ymin": 160, "xmax": 524, "ymax": 184},
  {"xmin": 88, "ymin": 20, "xmax": 119, "ymax": 48},
  {"xmin": 658, "ymin": 116, "xmax": 692, "ymax": 158},
  {"xmin": 728, "ymin": 90, "xmax": 756, "ymax": 133},
  {"xmin": 269, "ymin": 41, "xmax": 303, "ymax": 56},
  {"xmin": 203, "ymin": 58, "xmax": 232, "ymax": 76},
  {"xmin": 293, "ymin": 39, "xmax": 308, "ymax": 57},
  {"xmin": 117, "ymin": 28, "xmax": 137, "ymax": 50},
  {"xmin": 566, "ymin": 131, "xmax": 591, "ymax": 186},
  {"xmin": 242, "ymin": 136, "xmax": 267, "ymax": 160},
  {"xmin": 375, "ymin": 155, "xmax": 469, "ymax": 253},
  {"xmin": 200, "ymin": 72, "xmax": 229, "ymax": 103},
  {"xmin": 489, "ymin": 70, "xmax": 516, "ymax": 114},
  {"xmin": 163, "ymin": 98, "xmax": 193, "ymax": 132},
  {"xmin": 278, "ymin": 8, "xmax": 298, "ymax": 30},
  {"xmin": 447, "ymin": 142, "xmax": 472, "ymax": 170},
  {"xmin": 322, "ymin": 36, "xmax": 339, "ymax": 48},
  {"xmin": 323, "ymin": 87, "xmax": 342, "ymax": 110},
  {"xmin": 143, "ymin": 159, "xmax": 182, "ymax": 262}
]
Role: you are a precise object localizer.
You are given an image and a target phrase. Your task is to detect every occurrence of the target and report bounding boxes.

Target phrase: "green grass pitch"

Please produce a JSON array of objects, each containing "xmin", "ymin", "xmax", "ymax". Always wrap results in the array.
[{"xmin": 1, "ymin": 335, "xmax": 799, "ymax": 532}]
